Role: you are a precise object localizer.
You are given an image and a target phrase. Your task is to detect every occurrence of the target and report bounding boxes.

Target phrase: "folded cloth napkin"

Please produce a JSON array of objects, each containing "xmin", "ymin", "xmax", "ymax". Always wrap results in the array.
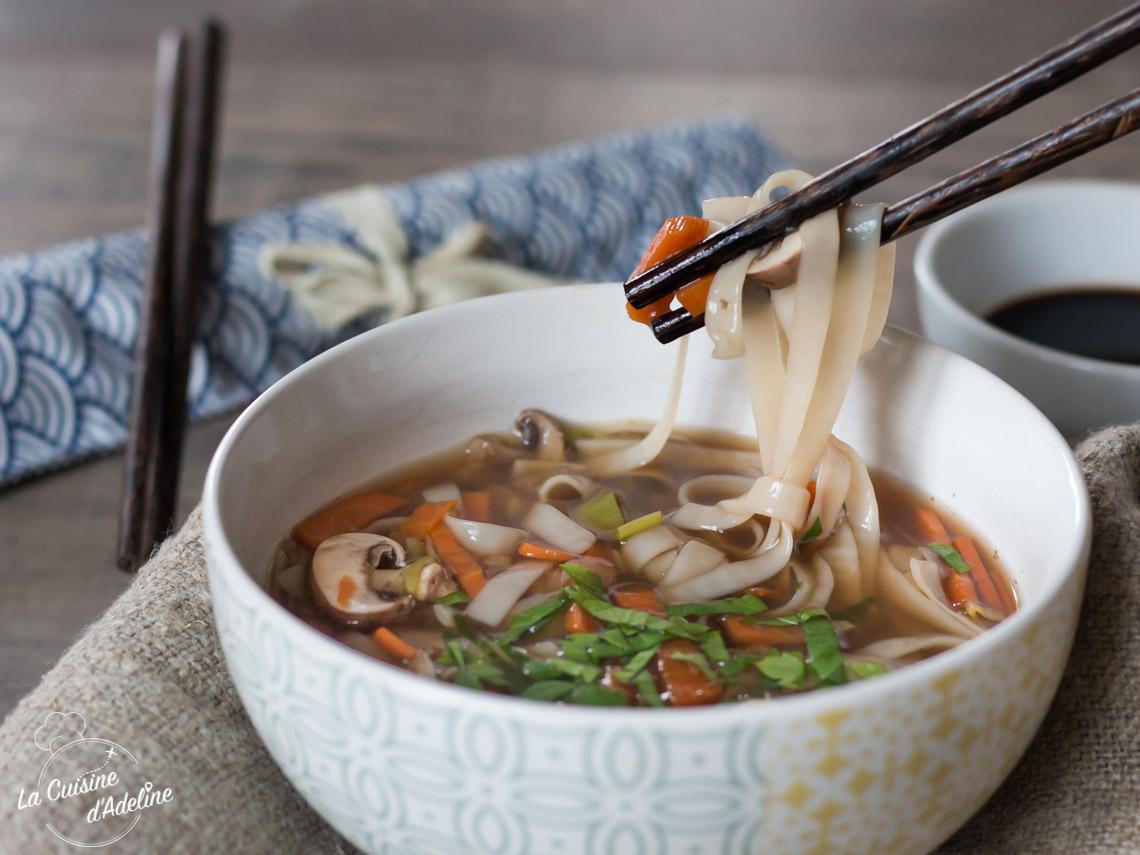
[
  {"xmin": 0, "ymin": 424, "xmax": 1136, "ymax": 853},
  {"xmin": 0, "ymin": 116, "xmax": 788, "ymax": 490}
]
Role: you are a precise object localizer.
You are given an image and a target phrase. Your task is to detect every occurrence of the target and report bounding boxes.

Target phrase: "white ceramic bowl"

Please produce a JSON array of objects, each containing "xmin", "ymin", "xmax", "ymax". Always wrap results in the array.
[
  {"xmin": 914, "ymin": 179, "xmax": 1140, "ymax": 440},
  {"xmin": 203, "ymin": 283, "xmax": 1090, "ymax": 855}
]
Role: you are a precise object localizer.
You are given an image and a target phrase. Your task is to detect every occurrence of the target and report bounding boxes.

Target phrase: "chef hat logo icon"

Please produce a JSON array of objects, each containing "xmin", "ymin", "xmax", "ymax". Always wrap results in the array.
[{"xmin": 34, "ymin": 711, "xmax": 87, "ymax": 755}]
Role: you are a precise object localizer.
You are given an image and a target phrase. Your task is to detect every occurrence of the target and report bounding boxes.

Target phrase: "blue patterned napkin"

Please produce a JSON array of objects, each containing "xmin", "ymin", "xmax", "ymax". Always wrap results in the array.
[{"xmin": 0, "ymin": 117, "xmax": 790, "ymax": 489}]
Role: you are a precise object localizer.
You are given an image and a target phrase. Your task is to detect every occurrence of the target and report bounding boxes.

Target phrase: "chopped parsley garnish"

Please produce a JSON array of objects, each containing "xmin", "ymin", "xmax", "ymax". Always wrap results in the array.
[
  {"xmin": 928, "ymin": 541, "xmax": 971, "ymax": 573},
  {"xmin": 850, "ymin": 662, "xmax": 888, "ymax": 680},
  {"xmin": 757, "ymin": 650, "xmax": 805, "ymax": 690},
  {"xmin": 436, "ymin": 590, "xmax": 471, "ymax": 606},
  {"xmin": 799, "ymin": 518, "xmax": 824, "ymax": 544},
  {"xmin": 803, "ymin": 616, "xmax": 846, "ymax": 686},
  {"xmin": 666, "ymin": 594, "xmax": 768, "ymax": 616},
  {"xmin": 830, "ymin": 596, "xmax": 874, "ymax": 623},
  {"xmin": 561, "ymin": 563, "xmax": 607, "ymax": 597}
]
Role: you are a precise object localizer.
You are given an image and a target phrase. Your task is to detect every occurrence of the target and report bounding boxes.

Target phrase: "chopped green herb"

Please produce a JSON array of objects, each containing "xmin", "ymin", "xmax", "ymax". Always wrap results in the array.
[
  {"xmin": 568, "ymin": 684, "xmax": 629, "ymax": 706},
  {"xmin": 544, "ymin": 658, "xmax": 603, "ymax": 683},
  {"xmin": 454, "ymin": 670, "xmax": 483, "ymax": 690},
  {"xmin": 436, "ymin": 590, "xmax": 471, "ymax": 606},
  {"xmin": 666, "ymin": 594, "xmax": 768, "ymax": 617},
  {"xmin": 468, "ymin": 660, "xmax": 510, "ymax": 687},
  {"xmin": 633, "ymin": 671, "xmax": 665, "ymax": 707},
  {"xmin": 615, "ymin": 511, "xmax": 662, "ymax": 541},
  {"xmin": 718, "ymin": 654, "xmax": 763, "ymax": 678},
  {"xmin": 747, "ymin": 606, "xmax": 829, "ymax": 626},
  {"xmin": 799, "ymin": 518, "xmax": 824, "ymax": 544},
  {"xmin": 830, "ymin": 596, "xmax": 874, "ymax": 623},
  {"xmin": 669, "ymin": 650, "xmax": 717, "ymax": 680},
  {"xmin": 757, "ymin": 650, "xmax": 805, "ymax": 690},
  {"xmin": 568, "ymin": 588, "xmax": 708, "ymax": 640},
  {"xmin": 850, "ymin": 662, "xmax": 889, "ymax": 680},
  {"xmin": 499, "ymin": 593, "xmax": 571, "ymax": 643},
  {"xmin": 575, "ymin": 491, "xmax": 625, "ymax": 532},
  {"xmin": 438, "ymin": 637, "xmax": 467, "ymax": 667},
  {"xmin": 698, "ymin": 630, "xmax": 731, "ymax": 665},
  {"xmin": 928, "ymin": 542, "xmax": 971, "ymax": 573},
  {"xmin": 803, "ymin": 617, "xmax": 846, "ymax": 686},
  {"xmin": 520, "ymin": 681, "xmax": 576, "ymax": 701},
  {"xmin": 613, "ymin": 647, "xmax": 660, "ymax": 683},
  {"xmin": 562, "ymin": 563, "xmax": 607, "ymax": 597}
]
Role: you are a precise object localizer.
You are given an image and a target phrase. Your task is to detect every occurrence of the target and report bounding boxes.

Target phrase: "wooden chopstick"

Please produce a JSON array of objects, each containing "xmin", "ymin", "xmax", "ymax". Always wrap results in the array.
[
  {"xmin": 149, "ymin": 20, "xmax": 226, "ymax": 556},
  {"xmin": 117, "ymin": 22, "xmax": 225, "ymax": 572},
  {"xmin": 625, "ymin": 2, "xmax": 1140, "ymax": 321},
  {"xmin": 651, "ymin": 88, "xmax": 1140, "ymax": 343},
  {"xmin": 118, "ymin": 30, "xmax": 187, "ymax": 571}
]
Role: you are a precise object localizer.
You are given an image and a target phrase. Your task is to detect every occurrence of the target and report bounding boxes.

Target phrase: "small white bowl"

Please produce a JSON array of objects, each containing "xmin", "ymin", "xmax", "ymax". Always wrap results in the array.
[
  {"xmin": 203, "ymin": 284, "xmax": 1090, "ymax": 855},
  {"xmin": 914, "ymin": 179, "xmax": 1140, "ymax": 440}
]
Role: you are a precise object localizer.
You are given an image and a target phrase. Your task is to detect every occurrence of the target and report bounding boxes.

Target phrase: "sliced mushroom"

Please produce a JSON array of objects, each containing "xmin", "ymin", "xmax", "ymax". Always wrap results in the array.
[
  {"xmin": 311, "ymin": 533, "xmax": 414, "ymax": 628},
  {"xmin": 745, "ymin": 232, "xmax": 802, "ymax": 290},
  {"xmin": 412, "ymin": 561, "xmax": 459, "ymax": 601},
  {"xmin": 514, "ymin": 409, "xmax": 565, "ymax": 461},
  {"xmin": 465, "ymin": 434, "xmax": 528, "ymax": 463}
]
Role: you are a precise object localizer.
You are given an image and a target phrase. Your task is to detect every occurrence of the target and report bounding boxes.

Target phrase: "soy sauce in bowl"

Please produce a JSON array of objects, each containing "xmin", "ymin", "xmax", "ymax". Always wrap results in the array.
[{"xmin": 986, "ymin": 287, "xmax": 1140, "ymax": 365}]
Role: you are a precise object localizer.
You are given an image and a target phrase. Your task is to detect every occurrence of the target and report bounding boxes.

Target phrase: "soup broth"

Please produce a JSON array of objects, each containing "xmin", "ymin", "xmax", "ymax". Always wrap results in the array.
[{"xmin": 268, "ymin": 417, "xmax": 1015, "ymax": 708}]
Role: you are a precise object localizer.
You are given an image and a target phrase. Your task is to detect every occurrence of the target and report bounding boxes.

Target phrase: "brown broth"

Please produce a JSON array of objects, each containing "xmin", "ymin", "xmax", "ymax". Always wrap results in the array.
[{"xmin": 267, "ymin": 425, "xmax": 1015, "ymax": 706}]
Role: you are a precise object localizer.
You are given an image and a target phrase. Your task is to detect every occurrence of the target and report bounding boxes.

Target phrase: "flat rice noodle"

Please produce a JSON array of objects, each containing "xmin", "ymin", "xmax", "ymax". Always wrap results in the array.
[
  {"xmin": 853, "ymin": 634, "xmax": 965, "ymax": 661},
  {"xmin": 910, "ymin": 557, "xmax": 951, "ymax": 607},
  {"xmin": 705, "ymin": 186, "xmax": 772, "ymax": 358},
  {"xmin": 584, "ymin": 337, "xmax": 689, "ymax": 476},
  {"xmin": 667, "ymin": 502, "xmax": 753, "ymax": 533},
  {"xmin": 877, "ymin": 551, "xmax": 981, "ymax": 638},
  {"xmin": 718, "ymin": 476, "xmax": 810, "ymax": 529},
  {"xmin": 523, "ymin": 502, "xmax": 596, "ymax": 554},
  {"xmin": 860, "ymin": 244, "xmax": 897, "ymax": 355},
  {"xmin": 807, "ymin": 441, "xmax": 851, "ymax": 536},
  {"xmin": 642, "ymin": 548, "xmax": 678, "ymax": 584},
  {"xmin": 465, "ymin": 560, "xmax": 551, "ymax": 627},
  {"xmin": 363, "ymin": 515, "xmax": 408, "ymax": 535},
  {"xmin": 816, "ymin": 519, "xmax": 862, "ymax": 609},
  {"xmin": 661, "ymin": 540, "xmax": 727, "ymax": 587},
  {"xmin": 661, "ymin": 524, "xmax": 793, "ymax": 603},
  {"xmin": 806, "ymin": 553, "xmax": 834, "ymax": 609},
  {"xmin": 422, "ymin": 482, "xmax": 462, "ymax": 508},
  {"xmin": 538, "ymin": 473, "xmax": 599, "ymax": 503},
  {"xmin": 443, "ymin": 516, "xmax": 526, "ymax": 557},
  {"xmin": 763, "ymin": 556, "xmax": 817, "ymax": 617},
  {"xmin": 833, "ymin": 437, "xmax": 881, "ymax": 597},
  {"xmin": 621, "ymin": 525, "xmax": 680, "ymax": 572}
]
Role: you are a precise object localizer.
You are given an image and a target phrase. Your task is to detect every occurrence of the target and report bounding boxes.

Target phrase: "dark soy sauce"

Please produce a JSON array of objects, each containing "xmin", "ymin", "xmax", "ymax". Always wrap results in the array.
[{"xmin": 986, "ymin": 287, "xmax": 1140, "ymax": 365}]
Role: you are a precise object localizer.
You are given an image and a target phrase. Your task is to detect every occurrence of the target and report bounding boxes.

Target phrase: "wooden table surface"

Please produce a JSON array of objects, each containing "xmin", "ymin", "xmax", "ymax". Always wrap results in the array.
[{"xmin": 1, "ymin": 0, "xmax": 1136, "ymax": 718}]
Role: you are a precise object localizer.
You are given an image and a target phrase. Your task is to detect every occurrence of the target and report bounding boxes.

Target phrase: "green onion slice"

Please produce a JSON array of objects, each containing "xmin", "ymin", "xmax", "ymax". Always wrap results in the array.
[
  {"xmin": 576, "ymin": 491, "xmax": 625, "ymax": 532},
  {"xmin": 616, "ymin": 511, "xmax": 663, "ymax": 541}
]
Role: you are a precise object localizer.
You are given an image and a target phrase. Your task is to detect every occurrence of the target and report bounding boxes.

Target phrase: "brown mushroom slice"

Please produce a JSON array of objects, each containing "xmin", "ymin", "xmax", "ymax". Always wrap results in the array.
[
  {"xmin": 515, "ymin": 409, "xmax": 565, "ymax": 461},
  {"xmin": 311, "ymin": 533, "xmax": 414, "ymax": 628},
  {"xmin": 744, "ymin": 232, "xmax": 802, "ymax": 290}
]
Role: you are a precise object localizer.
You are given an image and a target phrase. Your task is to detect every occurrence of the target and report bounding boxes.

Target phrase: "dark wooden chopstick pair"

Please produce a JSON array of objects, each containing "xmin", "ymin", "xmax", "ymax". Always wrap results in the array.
[
  {"xmin": 118, "ymin": 21, "xmax": 225, "ymax": 572},
  {"xmin": 628, "ymin": 3, "xmax": 1140, "ymax": 344}
]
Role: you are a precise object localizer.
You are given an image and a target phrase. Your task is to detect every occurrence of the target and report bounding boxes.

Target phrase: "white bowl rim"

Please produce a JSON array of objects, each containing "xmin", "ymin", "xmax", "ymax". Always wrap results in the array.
[
  {"xmin": 203, "ymin": 283, "xmax": 1092, "ymax": 723},
  {"xmin": 914, "ymin": 178, "xmax": 1140, "ymax": 380}
]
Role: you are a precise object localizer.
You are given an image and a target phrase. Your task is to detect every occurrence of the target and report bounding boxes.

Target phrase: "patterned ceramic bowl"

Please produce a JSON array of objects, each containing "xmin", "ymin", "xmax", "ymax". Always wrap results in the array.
[{"xmin": 203, "ymin": 283, "xmax": 1090, "ymax": 855}]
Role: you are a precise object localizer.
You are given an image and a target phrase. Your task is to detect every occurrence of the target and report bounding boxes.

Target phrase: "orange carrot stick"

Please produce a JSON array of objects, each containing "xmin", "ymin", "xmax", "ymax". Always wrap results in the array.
[
  {"xmin": 657, "ymin": 639, "xmax": 723, "ymax": 707},
  {"xmin": 952, "ymin": 536, "xmax": 1007, "ymax": 615},
  {"xmin": 942, "ymin": 566, "xmax": 980, "ymax": 609},
  {"xmin": 292, "ymin": 492, "xmax": 409, "ymax": 549},
  {"xmin": 392, "ymin": 500, "xmax": 459, "ymax": 541},
  {"xmin": 461, "ymin": 491, "xmax": 492, "ymax": 523},
  {"xmin": 565, "ymin": 602, "xmax": 600, "ymax": 634},
  {"xmin": 806, "ymin": 480, "xmax": 817, "ymax": 505},
  {"xmin": 372, "ymin": 627, "xmax": 417, "ymax": 660},
  {"xmin": 675, "ymin": 273, "xmax": 716, "ymax": 316},
  {"xmin": 336, "ymin": 575, "xmax": 358, "ymax": 608},
  {"xmin": 723, "ymin": 616, "xmax": 803, "ymax": 647},
  {"xmin": 430, "ymin": 520, "xmax": 486, "ymax": 596},
  {"xmin": 916, "ymin": 507, "xmax": 952, "ymax": 545},
  {"xmin": 626, "ymin": 217, "xmax": 711, "ymax": 326},
  {"xmin": 743, "ymin": 586, "xmax": 780, "ymax": 601},
  {"xmin": 518, "ymin": 542, "xmax": 578, "ymax": 563},
  {"xmin": 612, "ymin": 588, "xmax": 666, "ymax": 616}
]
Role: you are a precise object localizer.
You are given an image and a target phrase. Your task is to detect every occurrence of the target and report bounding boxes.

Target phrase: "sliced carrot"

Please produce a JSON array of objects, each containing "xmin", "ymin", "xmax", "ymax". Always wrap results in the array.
[
  {"xmin": 723, "ymin": 615, "xmax": 803, "ymax": 647},
  {"xmin": 585, "ymin": 542, "xmax": 612, "ymax": 560},
  {"xmin": 942, "ymin": 566, "xmax": 980, "ymax": 610},
  {"xmin": 565, "ymin": 602, "xmax": 600, "ymax": 634},
  {"xmin": 430, "ymin": 520, "xmax": 486, "ymax": 596},
  {"xmin": 952, "ymin": 536, "xmax": 1008, "ymax": 615},
  {"xmin": 461, "ymin": 491, "xmax": 492, "ymax": 523},
  {"xmin": 657, "ymin": 639, "xmax": 723, "ymax": 706},
  {"xmin": 392, "ymin": 500, "xmax": 459, "ymax": 541},
  {"xmin": 806, "ymin": 480, "xmax": 817, "ymax": 505},
  {"xmin": 336, "ymin": 575, "xmax": 358, "ymax": 608},
  {"xmin": 744, "ymin": 586, "xmax": 780, "ymax": 600},
  {"xmin": 626, "ymin": 216, "xmax": 711, "ymax": 326},
  {"xmin": 612, "ymin": 588, "xmax": 666, "ymax": 616},
  {"xmin": 675, "ymin": 273, "xmax": 716, "ymax": 316},
  {"xmin": 916, "ymin": 507, "xmax": 952, "ymax": 545},
  {"xmin": 292, "ymin": 492, "xmax": 409, "ymax": 550},
  {"xmin": 372, "ymin": 626, "xmax": 417, "ymax": 660},
  {"xmin": 518, "ymin": 542, "xmax": 578, "ymax": 563}
]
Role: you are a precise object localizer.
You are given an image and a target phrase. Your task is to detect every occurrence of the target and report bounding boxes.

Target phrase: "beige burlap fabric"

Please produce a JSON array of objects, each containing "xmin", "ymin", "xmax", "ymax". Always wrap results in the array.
[{"xmin": 0, "ymin": 426, "xmax": 1136, "ymax": 854}]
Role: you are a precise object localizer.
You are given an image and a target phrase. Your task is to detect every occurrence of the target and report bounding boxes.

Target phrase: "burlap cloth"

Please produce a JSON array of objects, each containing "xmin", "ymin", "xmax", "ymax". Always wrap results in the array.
[{"xmin": 0, "ymin": 426, "xmax": 1136, "ymax": 854}]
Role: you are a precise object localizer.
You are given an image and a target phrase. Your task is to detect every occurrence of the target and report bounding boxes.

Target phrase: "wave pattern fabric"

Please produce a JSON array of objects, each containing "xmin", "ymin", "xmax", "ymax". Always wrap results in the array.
[{"xmin": 0, "ymin": 118, "xmax": 789, "ymax": 489}]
